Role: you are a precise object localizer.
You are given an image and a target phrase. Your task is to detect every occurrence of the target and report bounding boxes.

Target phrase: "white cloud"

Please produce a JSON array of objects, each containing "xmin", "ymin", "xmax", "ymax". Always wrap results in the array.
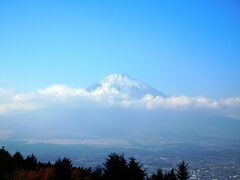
[
  {"xmin": 166, "ymin": 96, "xmax": 192, "ymax": 107},
  {"xmin": 0, "ymin": 85, "xmax": 240, "ymax": 118},
  {"xmin": 37, "ymin": 84, "xmax": 87, "ymax": 97},
  {"xmin": 222, "ymin": 97, "xmax": 240, "ymax": 107},
  {"xmin": 12, "ymin": 85, "xmax": 90, "ymax": 105},
  {"xmin": 194, "ymin": 96, "xmax": 219, "ymax": 108},
  {"xmin": 137, "ymin": 95, "xmax": 190, "ymax": 109},
  {"xmin": 24, "ymin": 138, "xmax": 130, "ymax": 146},
  {"xmin": 123, "ymin": 95, "xmax": 221, "ymax": 110}
]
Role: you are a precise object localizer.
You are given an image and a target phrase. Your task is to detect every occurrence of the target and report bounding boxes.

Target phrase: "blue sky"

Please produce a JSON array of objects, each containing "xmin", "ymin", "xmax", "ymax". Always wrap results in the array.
[{"xmin": 0, "ymin": 0, "xmax": 240, "ymax": 97}]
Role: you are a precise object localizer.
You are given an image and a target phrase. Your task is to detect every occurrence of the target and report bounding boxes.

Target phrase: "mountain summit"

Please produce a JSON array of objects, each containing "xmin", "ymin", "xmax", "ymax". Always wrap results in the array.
[{"xmin": 88, "ymin": 74, "xmax": 165, "ymax": 98}]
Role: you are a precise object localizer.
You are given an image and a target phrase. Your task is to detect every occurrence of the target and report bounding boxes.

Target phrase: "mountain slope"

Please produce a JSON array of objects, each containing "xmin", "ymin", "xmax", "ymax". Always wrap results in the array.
[{"xmin": 88, "ymin": 74, "xmax": 165, "ymax": 99}]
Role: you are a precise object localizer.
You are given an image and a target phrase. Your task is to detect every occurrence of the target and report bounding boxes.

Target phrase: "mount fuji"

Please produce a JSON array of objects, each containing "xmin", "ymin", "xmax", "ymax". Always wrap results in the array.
[{"xmin": 88, "ymin": 74, "xmax": 165, "ymax": 99}]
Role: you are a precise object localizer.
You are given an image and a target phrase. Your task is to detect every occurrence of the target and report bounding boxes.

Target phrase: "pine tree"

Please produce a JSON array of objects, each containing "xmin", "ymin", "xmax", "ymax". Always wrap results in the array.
[
  {"xmin": 128, "ymin": 157, "xmax": 146, "ymax": 180},
  {"xmin": 0, "ymin": 146, "xmax": 12, "ymax": 179},
  {"xmin": 24, "ymin": 154, "xmax": 38, "ymax": 170},
  {"xmin": 103, "ymin": 153, "xmax": 128, "ymax": 180},
  {"xmin": 176, "ymin": 161, "xmax": 190, "ymax": 180},
  {"xmin": 54, "ymin": 157, "xmax": 72, "ymax": 180},
  {"xmin": 12, "ymin": 151, "xmax": 24, "ymax": 169}
]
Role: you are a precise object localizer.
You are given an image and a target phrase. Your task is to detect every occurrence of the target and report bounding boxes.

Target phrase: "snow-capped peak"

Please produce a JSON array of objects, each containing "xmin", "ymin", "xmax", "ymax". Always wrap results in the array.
[
  {"xmin": 88, "ymin": 74, "xmax": 164, "ymax": 99},
  {"xmin": 100, "ymin": 74, "xmax": 147, "ymax": 90}
]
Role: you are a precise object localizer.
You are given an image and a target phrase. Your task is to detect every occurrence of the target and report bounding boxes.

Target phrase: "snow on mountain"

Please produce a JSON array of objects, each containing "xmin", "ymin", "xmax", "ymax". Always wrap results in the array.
[{"xmin": 88, "ymin": 74, "xmax": 165, "ymax": 99}]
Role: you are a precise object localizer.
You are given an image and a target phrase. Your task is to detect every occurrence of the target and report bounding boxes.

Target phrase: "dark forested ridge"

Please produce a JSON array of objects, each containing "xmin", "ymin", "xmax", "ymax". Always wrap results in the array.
[{"xmin": 0, "ymin": 146, "xmax": 190, "ymax": 180}]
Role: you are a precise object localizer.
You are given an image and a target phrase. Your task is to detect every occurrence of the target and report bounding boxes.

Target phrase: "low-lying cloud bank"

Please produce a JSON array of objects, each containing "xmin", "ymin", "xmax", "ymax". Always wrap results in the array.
[
  {"xmin": 25, "ymin": 138, "xmax": 130, "ymax": 146},
  {"xmin": 0, "ymin": 85, "xmax": 240, "ymax": 118}
]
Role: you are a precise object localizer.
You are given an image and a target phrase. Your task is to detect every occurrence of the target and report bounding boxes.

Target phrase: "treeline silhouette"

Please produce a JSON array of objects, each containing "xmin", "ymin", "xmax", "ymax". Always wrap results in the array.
[{"xmin": 0, "ymin": 146, "xmax": 190, "ymax": 180}]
